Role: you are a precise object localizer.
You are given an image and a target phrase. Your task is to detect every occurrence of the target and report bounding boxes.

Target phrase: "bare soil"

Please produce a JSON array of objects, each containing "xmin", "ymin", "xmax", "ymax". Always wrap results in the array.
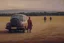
[{"xmin": 0, "ymin": 16, "xmax": 64, "ymax": 43}]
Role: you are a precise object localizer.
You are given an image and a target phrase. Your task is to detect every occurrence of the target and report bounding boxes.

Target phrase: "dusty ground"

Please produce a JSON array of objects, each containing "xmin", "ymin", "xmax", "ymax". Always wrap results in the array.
[{"xmin": 0, "ymin": 16, "xmax": 64, "ymax": 43}]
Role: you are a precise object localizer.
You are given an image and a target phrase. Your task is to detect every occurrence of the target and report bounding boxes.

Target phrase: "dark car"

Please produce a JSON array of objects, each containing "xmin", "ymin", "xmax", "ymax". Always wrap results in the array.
[{"xmin": 5, "ymin": 14, "xmax": 28, "ymax": 33}]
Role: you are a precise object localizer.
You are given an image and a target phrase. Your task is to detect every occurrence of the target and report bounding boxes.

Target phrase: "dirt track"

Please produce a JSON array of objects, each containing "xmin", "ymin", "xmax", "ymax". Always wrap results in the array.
[{"xmin": 0, "ymin": 16, "xmax": 64, "ymax": 43}]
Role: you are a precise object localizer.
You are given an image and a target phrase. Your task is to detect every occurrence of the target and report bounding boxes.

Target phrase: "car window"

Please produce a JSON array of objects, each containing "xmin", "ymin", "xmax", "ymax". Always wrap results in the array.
[{"xmin": 11, "ymin": 14, "xmax": 27, "ymax": 22}]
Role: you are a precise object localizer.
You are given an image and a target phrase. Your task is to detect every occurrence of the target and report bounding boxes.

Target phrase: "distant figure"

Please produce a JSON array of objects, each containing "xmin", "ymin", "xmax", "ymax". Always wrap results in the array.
[
  {"xmin": 44, "ymin": 16, "xmax": 46, "ymax": 22},
  {"xmin": 27, "ymin": 17, "xmax": 33, "ymax": 33},
  {"xmin": 50, "ymin": 16, "xmax": 52, "ymax": 21}
]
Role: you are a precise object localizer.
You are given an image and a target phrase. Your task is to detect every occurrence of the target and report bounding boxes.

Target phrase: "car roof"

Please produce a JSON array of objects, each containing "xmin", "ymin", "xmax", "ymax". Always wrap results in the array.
[{"xmin": 11, "ymin": 14, "xmax": 28, "ymax": 21}]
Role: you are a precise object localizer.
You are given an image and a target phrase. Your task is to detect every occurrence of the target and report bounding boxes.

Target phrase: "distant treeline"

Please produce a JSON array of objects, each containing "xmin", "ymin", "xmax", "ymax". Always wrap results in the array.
[{"xmin": 0, "ymin": 12, "xmax": 64, "ymax": 16}]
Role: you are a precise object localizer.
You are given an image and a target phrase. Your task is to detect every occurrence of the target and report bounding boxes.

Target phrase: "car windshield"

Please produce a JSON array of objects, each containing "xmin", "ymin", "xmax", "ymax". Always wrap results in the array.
[{"xmin": 11, "ymin": 14, "xmax": 27, "ymax": 22}]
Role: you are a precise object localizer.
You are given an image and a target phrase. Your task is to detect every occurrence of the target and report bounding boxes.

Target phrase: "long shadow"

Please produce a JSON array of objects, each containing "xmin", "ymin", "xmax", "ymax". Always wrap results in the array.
[
  {"xmin": 0, "ymin": 30, "xmax": 25, "ymax": 34},
  {"xmin": 0, "ymin": 30, "xmax": 9, "ymax": 34}
]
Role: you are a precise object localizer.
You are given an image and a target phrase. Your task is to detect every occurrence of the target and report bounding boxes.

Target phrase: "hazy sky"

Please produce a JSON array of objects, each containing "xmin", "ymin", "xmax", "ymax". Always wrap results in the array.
[{"xmin": 0, "ymin": 0, "xmax": 64, "ymax": 11}]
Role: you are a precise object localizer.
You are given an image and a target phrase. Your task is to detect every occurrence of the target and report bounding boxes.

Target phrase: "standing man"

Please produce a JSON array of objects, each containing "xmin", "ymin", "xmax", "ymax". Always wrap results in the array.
[
  {"xmin": 44, "ymin": 16, "xmax": 46, "ymax": 22},
  {"xmin": 27, "ymin": 17, "xmax": 33, "ymax": 33},
  {"xmin": 50, "ymin": 16, "xmax": 52, "ymax": 22}
]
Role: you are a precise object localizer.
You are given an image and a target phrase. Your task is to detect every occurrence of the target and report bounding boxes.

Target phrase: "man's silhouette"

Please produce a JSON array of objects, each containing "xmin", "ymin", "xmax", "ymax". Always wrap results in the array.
[
  {"xmin": 50, "ymin": 16, "xmax": 52, "ymax": 21},
  {"xmin": 27, "ymin": 17, "xmax": 33, "ymax": 33},
  {"xmin": 44, "ymin": 16, "xmax": 46, "ymax": 22}
]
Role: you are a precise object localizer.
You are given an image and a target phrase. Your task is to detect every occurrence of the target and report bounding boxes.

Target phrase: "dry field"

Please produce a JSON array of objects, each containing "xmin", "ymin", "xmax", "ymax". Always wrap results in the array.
[{"xmin": 0, "ymin": 16, "xmax": 64, "ymax": 43}]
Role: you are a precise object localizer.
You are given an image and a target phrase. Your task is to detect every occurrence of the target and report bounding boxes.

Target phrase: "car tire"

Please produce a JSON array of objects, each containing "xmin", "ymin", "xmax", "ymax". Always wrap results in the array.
[
  {"xmin": 23, "ymin": 29, "xmax": 25, "ymax": 33},
  {"xmin": 8, "ymin": 29, "xmax": 12, "ymax": 33}
]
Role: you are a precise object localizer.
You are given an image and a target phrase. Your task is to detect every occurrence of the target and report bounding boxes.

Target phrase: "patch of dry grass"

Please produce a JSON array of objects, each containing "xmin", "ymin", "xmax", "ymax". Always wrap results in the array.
[{"xmin": 0, "ymin": 16, "xmax": 64, "ymax": 43}]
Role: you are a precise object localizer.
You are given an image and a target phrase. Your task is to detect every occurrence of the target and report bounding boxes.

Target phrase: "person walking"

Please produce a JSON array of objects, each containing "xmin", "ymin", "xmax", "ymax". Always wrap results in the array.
[
  {"xmin": 50, "ymin": 16, "xmax": 52, "ymax": 22},
  {"xmin": 27, "ymin": 17, "xmax": 33, "ymax": 33},
  {"xmin": 44, "ymin": 16, "xmax": 47, "ymax": 22}
]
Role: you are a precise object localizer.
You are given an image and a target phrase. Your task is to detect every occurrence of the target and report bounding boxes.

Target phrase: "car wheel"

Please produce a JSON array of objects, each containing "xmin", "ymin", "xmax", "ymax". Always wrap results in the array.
[
  {"xmin": 23, "ymin": 29, "xmax": 25, "ymax": 33},
  {"xmin": 8, "ymin": 29, "xmax": 12, "ymax": 33}
]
